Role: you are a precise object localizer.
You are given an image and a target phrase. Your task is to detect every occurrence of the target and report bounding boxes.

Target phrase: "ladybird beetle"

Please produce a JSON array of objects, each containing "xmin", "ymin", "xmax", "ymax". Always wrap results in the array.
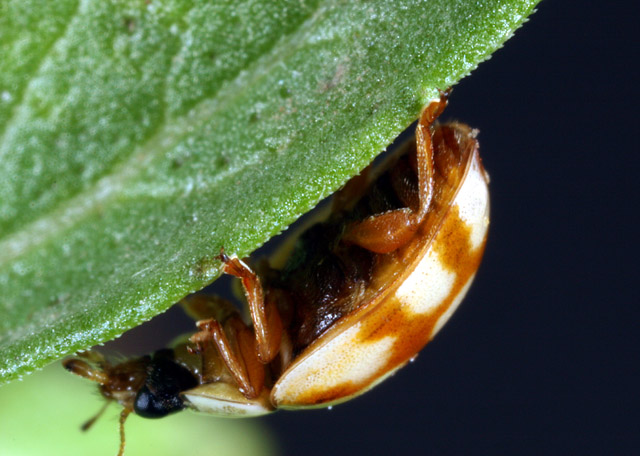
[{"xmin": 63, "ymin": 90, "xmax": 490, "ymax": 455}]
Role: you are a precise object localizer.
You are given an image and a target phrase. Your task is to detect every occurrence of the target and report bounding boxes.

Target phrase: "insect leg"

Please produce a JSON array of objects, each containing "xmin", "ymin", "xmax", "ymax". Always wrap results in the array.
[
  {"xmin": 340, "ymin": 90, "xmax": 450, "ymax": 253},
  {"xmin": 219, "ymin": 251, "xmax": 283, "ymax": 364},
  {"xmin": 415, "ymin": 89, "xmax": 449, "ymax": 218},
  {"xmin": 117, "ymin": 408, "xmax": 131, "ymax": 456},
  {"xmin": 191, "ymin": 316, "xmax": 265, "ymax": 399},
  {"xmin": 341, "ymin": 207, "xmax": 418, "ymax": 253}
]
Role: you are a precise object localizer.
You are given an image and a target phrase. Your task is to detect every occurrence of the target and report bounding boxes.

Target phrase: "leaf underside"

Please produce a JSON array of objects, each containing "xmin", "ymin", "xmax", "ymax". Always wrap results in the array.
[{"xmin": 0, "ymin": 0, "xmax": 539, "ymax": 384}]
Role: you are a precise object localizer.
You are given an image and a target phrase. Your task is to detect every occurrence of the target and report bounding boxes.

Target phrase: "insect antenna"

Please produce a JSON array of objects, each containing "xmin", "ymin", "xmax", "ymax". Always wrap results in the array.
[
  {"xmin": 117, "ymin": 408, "xmax": 132, "ymax": 456},
  {"xmin": 80, "ymin": 400, "xmax": 111, "ymax": 431}
]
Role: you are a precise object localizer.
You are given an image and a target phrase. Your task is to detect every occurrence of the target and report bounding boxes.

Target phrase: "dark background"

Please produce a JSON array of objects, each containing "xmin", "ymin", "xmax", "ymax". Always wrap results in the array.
[
  {"xmin": 107, "ymin": 1, "xmax": 639, "ymax": 454},
  {"xmin": 264, "ymin": 1, "xmax": 639, "ymax": 454}
]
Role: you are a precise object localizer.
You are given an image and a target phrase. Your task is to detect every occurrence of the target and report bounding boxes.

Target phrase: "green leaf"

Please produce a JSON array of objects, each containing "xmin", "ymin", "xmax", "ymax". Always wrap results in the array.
[{"xmin": 0, "ymin": 0, "xmax": 539, "ymax": 384}]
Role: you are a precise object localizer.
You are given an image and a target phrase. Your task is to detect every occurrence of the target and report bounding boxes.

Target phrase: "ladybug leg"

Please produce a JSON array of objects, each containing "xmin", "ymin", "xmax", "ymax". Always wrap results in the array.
[
  {"xmin": 218, "ymin": 251, "xmax": 283, "ymax": 364},
  {"xmin": 191, "ymin": 316, "xmax": 265, "ymax": 399},
  {"xmin": 415, "ymin": 88, "xmax": 449, "ymax": 218},
  {"xmin": 117, "ymin": 408, "xmax": 131, "ymax": 456},
  {"xmin": 341, "ymin": 207, "xmax": 418, "ymax": 254},
  {"xmin": 184, "ymin": 253, "xmax": 285, "ymax": 399},
  {"xmin": 342, "ymin": 90, "xmax": 449, "ymax": 253},
  {"xmin": 185, "ymin": 295, "xmax": 265, "ymax": 398}
]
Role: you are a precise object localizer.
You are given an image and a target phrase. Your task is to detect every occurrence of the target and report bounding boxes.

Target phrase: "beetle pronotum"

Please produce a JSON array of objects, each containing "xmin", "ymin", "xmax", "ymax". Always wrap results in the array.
[{"xmin": 63, "ymin": 90, "xmax": 490, "ymax": 455}]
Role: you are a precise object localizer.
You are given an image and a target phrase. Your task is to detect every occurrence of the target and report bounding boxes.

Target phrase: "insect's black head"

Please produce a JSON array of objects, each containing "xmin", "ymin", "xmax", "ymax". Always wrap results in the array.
[{"xmin": 133, "ymin": 349, "xmax": 198, "ymax": 419}]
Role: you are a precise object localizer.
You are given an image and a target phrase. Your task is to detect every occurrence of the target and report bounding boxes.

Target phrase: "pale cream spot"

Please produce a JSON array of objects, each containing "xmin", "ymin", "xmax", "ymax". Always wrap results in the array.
[
  {"xmin": 453, "ymin": 157, "xmax": 490, "ymax": 250},
  {"xmin": 273, "ymin": 323, "xmax": 395, "ymax": 404},
  {"xmin": 431, "ymin": 273, "xmax": 475, "ymax": 337},
  {"xmin": 395, "ymin": 249, "xmax": 456, "ymax": 315}
]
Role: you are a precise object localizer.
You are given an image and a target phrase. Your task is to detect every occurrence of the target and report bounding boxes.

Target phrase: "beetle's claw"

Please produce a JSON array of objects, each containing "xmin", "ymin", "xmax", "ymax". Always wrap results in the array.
[
  {"xmin": 438, "ymin": 87, "xmax": 452, "ymax": 100},
  {"xmin": 218, "ymin": 248, "xmax": 230, "ymax": 264},
  {"xmin": 189, "ymin": 319, "xmax": 215, "ymax": 353}
]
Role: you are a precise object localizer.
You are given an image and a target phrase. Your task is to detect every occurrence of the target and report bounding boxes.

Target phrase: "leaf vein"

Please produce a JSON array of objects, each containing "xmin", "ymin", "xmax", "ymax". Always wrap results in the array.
[
  {"xmin": 0, "ymin": 1, "xmax": 328, "ymax": 265},
  {"xmin": 0, "ymin": 0, "xmax": 83, "ymax": 144}
]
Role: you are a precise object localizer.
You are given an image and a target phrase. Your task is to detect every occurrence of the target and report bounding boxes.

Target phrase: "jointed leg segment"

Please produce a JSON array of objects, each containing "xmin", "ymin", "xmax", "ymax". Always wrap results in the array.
[
  {"xmin": 192, "ymin": 316, "xmax": 264, "ymax": 398},
  {"xmin": 219, "ymin": 251, "xmax": 283, "ymax": 364},
  {"xmin": 342, "ymin": 89, "xmax": 450, "ymax": 253},
  {"xmin": 188, "ymin": 251, "xmax": 284, "ymax": 400}
]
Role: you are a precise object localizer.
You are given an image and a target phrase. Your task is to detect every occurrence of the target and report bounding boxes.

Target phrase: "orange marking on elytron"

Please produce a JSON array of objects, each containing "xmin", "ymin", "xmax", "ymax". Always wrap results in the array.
[{"xmin": 294, "ymin": 205, "xmax": 486, "ymax": 405}]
